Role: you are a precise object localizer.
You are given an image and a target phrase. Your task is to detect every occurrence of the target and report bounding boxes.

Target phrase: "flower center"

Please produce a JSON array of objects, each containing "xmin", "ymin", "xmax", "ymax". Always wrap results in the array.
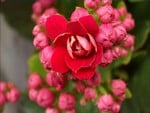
[{"xmin": 67, "ymin": 34, "xmax": 97, "ymax": 58}]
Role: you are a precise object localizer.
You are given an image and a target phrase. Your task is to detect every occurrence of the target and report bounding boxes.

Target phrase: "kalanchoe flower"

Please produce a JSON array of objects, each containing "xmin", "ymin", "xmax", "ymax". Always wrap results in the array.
[
  {"xmin": 96, "ymin": 24, "xmax": 116, "ymax": 48},
  {"xmin": 75, "ymin": 81, "xmax": 85, "ymax": 93},
  {"xmin": 87, "ymin": 71, "xmax": 101, "ymax": 86},
  {"xmin": 70, "ymin": 7, "xmax": 89, "ymax": 21},
  {"xmin": 32, "ymin": 25, "xmax": 42, "ymax": 36},
  {"xmin": 58, "ymin": 93, "xmax": 76, "ymax": 110},
  {"xmin": 45, "ymin": 108, "xmax": 59, "ymax": 113},
  {"xmin": 6, "ymin": 88, "xmax": 20, "ymax": 103},
  {"xmin": 84, "ymin": 87, "xmax": 97, "ymax": 100},
  {"xmin": 37, "ymin": 88, "xmax": 55, "ymax": 108},
  {"xmin": 0, "ymin": 92, "xmax": 6, "ymax": 106},
  {"xmin": 111, "ymin": 102, "xmax": 121, "ymax": 113},
  {"xmin": 46, "ymin": 71, "xmax": 67, "ymax": 91},
  {"xmin": 97, "ymin": 94, "xmax": 114, "ymax": 112},
  {"xmin": 40, "ymin": 46, "xmax": 54, "ymax": 70},
  {"xmin": 96, "ymin": 5, "xmax": 114, "ymax": 23},
  {"xmin": 123, "ymin": 34, "xmax": 135, "ymax": 49},
  {"xmin": 123, "ymin": 17, "xmax": 135, "ymax": 31},
  {"xmin": 111, "ymin": 79, "xmax": 126, "ymax": 96},
  {"xmin": 29, "ymin": 89, "xmax": 38, "ymax": 101},
  {"xmin": 33, "ymin": 32, "xmax": 49, "ymax": 50},
  {"xmin": 38, "ymin": 8, "xmax": 57, "ymax": 26},
  {"xmin": 120, "ymin": 48, "xmax": 128, "ymax": 57},
  {"xmin": 38, "ymin": 0, "xmax": 55, "ymax": 8},
  {"xmin": 112, "ymin": 46, "xmax": 122, "ymax": 59},
  {"xmin": 32, "ymin": 1, "xmax": 43, "ymax": 15},
  {"xmin": 100, "ymin": 49, "xmax": 114, "ymax": 66},
  {"xmin": 101, "ymin": 0, "xmax": 112, "ymax": 5},
  {"xmin": 113, "ymin": 24, "xmax": 127, "ymax": 42},
  {"xmin": 84, "ymin": 0, "xmax": 100, "ymax": 9},
  {"xmin": 28, "ymin": 73, "xmax": 43, "ymax": 89},
  {"xmin": 46, "ymin": 13, "xmax": 103, "ymax": 79},
  {"xmin": 0, "ymin": 82, "xmax": 7, "ymax": 92}
]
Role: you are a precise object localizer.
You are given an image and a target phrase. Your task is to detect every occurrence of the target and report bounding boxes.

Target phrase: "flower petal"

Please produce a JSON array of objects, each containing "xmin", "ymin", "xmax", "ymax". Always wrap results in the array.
[
  {"xmin": 79, "ymin": 15, "xmax": 99, "ymax": 37},
  {"xmin": 51, "ymin": 47, "xmax": 69, "ymax": 73},
  {"xmin": 46, "ymin": 14, "xmax": 68, "ymax": 40},
  {"xmin": 53, "ymin": 33, "xmax": 71, "ymax": 47},
  {"xmin": 65, "ymin": 53, "xmax": 96, "ymax": 72},
  {"xmin": 67, "ymin": 21, "xmax": 87, "ymax": 36},
  {"xmin": 73, "ymin": 67, "xmax": 95, "ymax": 80},
  {"xmin": 92, "ymin": 43, "xmax": 103, "ymax": 66}
]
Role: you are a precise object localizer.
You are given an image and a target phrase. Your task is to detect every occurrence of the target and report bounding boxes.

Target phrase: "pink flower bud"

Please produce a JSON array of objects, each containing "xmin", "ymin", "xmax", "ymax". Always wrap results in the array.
[
  {"xmin": 101, "ymin": 0, "xmax": 112, "ymax": 5},
  {"xmin": 84, "ymin": 0, "xmax": 100, "ymax": 9},
  {"xmin": 32, "ymin": 1, "xmax": 43, "ymax": 15},
  {"xmin": 37, "ymin": 88, "xmax": 55, "ymax": 108},
  {"xmin": 0, "ymin": 82, "xmax": 7, "ymax": 92},
  {"xmin": 80, "ymin": 98, "xmax": 87, "ymax": 106},
  {"xmin": 45, "ymin": 108, "xmax": 59, "ymax": 113},
  {"xmin": 87, "ymin": 72, "xmax": 101, "ymax": 86},
  {"xmin": 46, "ymin": 71, "xmax": 67, "ymax": 91},
  {"xmin": 66, "ymin": 109, "xmax": 76, "ymax": 113},
  {"xmin": 28, "ymin": 73, "xmax": 43, "ymax": 89},
  {"xmin": 113, "ymin": 9, "xmax": 120, "ymax": 21},
  {"xmin": 84, "ymin": 87, "xmax": 97, "ymax": 100},
  {"xmin": 58, "ymin": 93, "xmax": 76, "ymax": 110},
  {"xmin": 118, "ymin": 7, "xmax": 127, "ymax": 16},
  {"xmin": 111, "ymin": 79, "xmax": 126, "ymax": 96},
  {"xmin": 96, "ymin": 24, "xmax": 116, "ymax": 48},
  {"xmin": 33, "ymin": 32, "xmax": 49, "ymax": 50},
  {"xmin": 96, "ymin": 5, "xmax": 114, "ymax": 23},
  {"xmin": 31, "ymin": 13, "xmax": 39, "ymax": 23},
  {"xmin": 114, "ymin": 24, "xmax": 126, "ymax": 42},
  {"xmin": 97, "ymin": 94, "xmax": 114, "ymax": 112},
  {"xmin": 7, "ymin": 82, "xmax": 15, "ymax": 89},
  {"xmin": 40, "ymin": 46, "xmax": 54, "ymax": 70},
  {"xmin": 0, "ymin": 92, "xmax": 6, "ymax": 106},
  {"xmin": 100, "ymin": 49, "xmax": 114, "ymax": 66},
  {"xmin": 123, "ymin": 34, "xmax": 134, "ymax": 49},
  {"xmin": 123, "ymin": 17, "xmax": 135, "ymax": 31},
  {"xmin": 112, "ymin": 46, "xmax": 121, "ymax": 59},
  {"xmin": 38, "ymin": 8, "xmax": 57, "ymax": 26},
  {"xmin": 6, "ymin": 88, "xmax": 20, "ymax": 103},
  {"xmin": 70, "ymin": 7, "xmax": 89, "ymax": 21},
  {"xmin": 75, "ymin": 81, "xmax": 85, "ymax": 93},
  {"xmin": 32, "ymin": 25, "xmax": 41, "ymax": 36},
  {"xmin": 120, "ymin": 48, "xmax": 127, "ymax": 57},
  {"xmin": 111, "ymin": 103, "xmax": 121, "ymax": 113},
  {"xmin": 38, "ymin": 0, "xmax": 55, "ymax": 8},
  {"xmin": 29, "ymin": 89, "xmax": 38, "ymax": 101}
]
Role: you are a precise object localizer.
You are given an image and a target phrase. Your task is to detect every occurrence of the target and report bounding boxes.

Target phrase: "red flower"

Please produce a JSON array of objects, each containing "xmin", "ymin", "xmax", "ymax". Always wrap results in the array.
[{"xmin": 45, "ymin": 13, "xmax": 103, "ymax": 79}]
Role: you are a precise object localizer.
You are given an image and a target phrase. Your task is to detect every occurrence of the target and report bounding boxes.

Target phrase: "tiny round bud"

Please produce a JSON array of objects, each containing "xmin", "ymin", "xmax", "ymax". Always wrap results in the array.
[
  {"xmin": 32, "ymin": 1, "xmax": 43, "ymax": 15},
  {"xmin": 123, "ymin": 17, "xmax": 135, "ymax": 31},
  {"xmin": 6, "ymin": 88, "xmax": 20, "ymax": 103},
  {"xmin": 111, "ymin": 102, "xmax": 121, "ymax": 113},
  {"xmin": 32, "ymin": 25, "xmax": 41, "ymax": 36},
  {"xmin": 66, "ymin": 109, "xmax": 76, "ymax": 113},
  {"xmin": 28, "ymin": 73, "xmax": 43, "ymax": 89},
  {"xmin": 39, "ymin": 0, "xmax": 55, "ymax": 8},
  {"xmin": 84, "ymin": 0, "xmax": 100, "ymax": 9},
  {"xmin": 45, "ymin": 108, "xmax": 59, "ymax": 113},
  {"xmin": 84, "ymin": 87, "xmax": 97, "ymax": 100},
  {"xmin": 111, "ymin": 79, "xmax": 126, "ymax": 96},
  {"xmin": 29, "ymin": 89, "xmax": 38, "ymax": 101},
  {"xmin": 33, "ymin": 32, "xmax": 49, "ymax": 50},
  {"xmin": 0, "ymin": 82, "xmax": 7, "ymax": 92},
  {"xmin": 0, "ymin": 92, "xmax": 6, "ymax": 106},
  {"xmin": 123, "ymin": 34, "xmax": 134, "ymax": 49},
  {"xmin": 75, "ymin": 81, "xmax": 85, "ymax": 93},
  {"xmin": 58, "ymin": 93, "xmax": 76, "ymax": 110},
  {"xmin": 97, "ymin": 94, "xmax": 114, "ymax": 112},
  {"xmin": 37, "ymin": 88, "xmax": 55, "ymax": 108}
]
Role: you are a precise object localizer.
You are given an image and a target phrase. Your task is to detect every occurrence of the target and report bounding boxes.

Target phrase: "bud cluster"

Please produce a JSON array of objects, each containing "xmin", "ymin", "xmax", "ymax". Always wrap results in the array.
[{"xmin": 0, "ymin": 81, "xmax": 20, "ymax": 107}]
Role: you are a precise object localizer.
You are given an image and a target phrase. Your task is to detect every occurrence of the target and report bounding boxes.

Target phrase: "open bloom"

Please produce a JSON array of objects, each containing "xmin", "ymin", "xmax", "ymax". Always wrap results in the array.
[{"xmin": 45, "ymin": 12, "xmax": 103, "ymax": 80}]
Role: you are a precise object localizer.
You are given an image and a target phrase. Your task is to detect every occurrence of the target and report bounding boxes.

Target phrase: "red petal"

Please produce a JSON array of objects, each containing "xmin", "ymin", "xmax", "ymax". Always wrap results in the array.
[
  {"xmin": 51, "ymin": 47, "xmax": 69, "ymax": 73},
  {"xmin": 92, "ymin": 43, "xmax": 103, "ymax": 66},
  {"xmin": 46, "ymin": 14, "xmax": 68, "ymax": 40},
  {"xmin": 53, "ymin": 33, "xmax": 71, "ymax": 47},
  {"xmin": 79, "ymin": 15, "xmax": 99, "ymax": 37},
  {"xmin": 73, "ymin": 67, "xmax": 95, "ymax": 80},
  {"xmin": 65, "ymin": 53, "xmax": 96, "ymax": 72},
  {"xmin": 67, "ymin": 21, "xmax": 87, "ymax": 36}
]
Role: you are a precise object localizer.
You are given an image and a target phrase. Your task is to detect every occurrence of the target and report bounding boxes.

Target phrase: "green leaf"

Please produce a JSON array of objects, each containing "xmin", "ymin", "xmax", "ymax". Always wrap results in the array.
[
  {"xmin": 21, "ymin": 95, "xmax": 45, "ymax": 113},
  {"xmin": 125, "ymin": 88, "xmax": 132, "ymax": 99},
  {"xmin": 117, "ymin": 0, "xmax": 127, "ymax": 8},
  {"xmin": 121, "ymin": 53, "xmax": 150, "ymax": 113},
  {"xmin": 133, "ymin": 21, "xmax": 150, "ymax": 50},
  {"xmin": 28, "ymin": 53, "xmax": 46, "ymax": 78}
]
